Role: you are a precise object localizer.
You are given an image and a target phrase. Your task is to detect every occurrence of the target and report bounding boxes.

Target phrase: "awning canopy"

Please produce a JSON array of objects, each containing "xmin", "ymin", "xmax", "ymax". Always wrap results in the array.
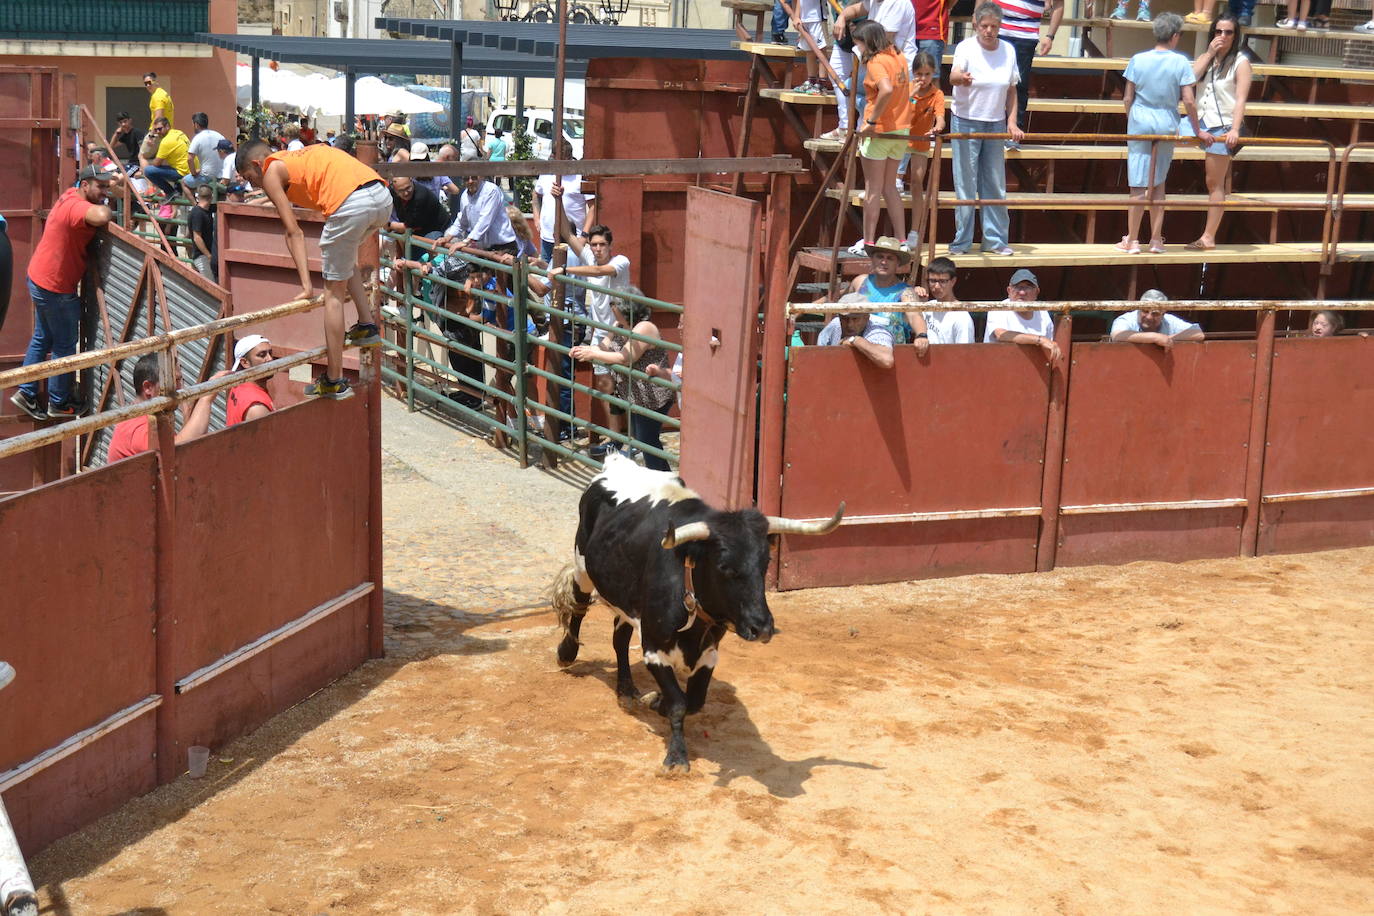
[
  {"xmin": 197, "ymin": 33, "xmax": 591, "ymax": 79},
  {"xmin": 372, "ymin": 18, "xmax": 749, "ymax": 61}
]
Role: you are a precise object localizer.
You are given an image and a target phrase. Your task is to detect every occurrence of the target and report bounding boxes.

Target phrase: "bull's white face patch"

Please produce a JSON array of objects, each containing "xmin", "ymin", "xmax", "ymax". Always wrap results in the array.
[
  {"xmin": 645, "ymin": 645, "xmax": 717, "ymax": 678},
  {"xmin": 594, "ymin": 453, "xmax": 699, "ymax": 507}
]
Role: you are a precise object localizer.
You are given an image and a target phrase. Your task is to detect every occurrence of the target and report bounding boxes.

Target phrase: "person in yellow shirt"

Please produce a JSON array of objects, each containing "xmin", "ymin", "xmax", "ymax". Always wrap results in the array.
[
  {"xmin": 144, "ymin": 72, "xmax": 174, "ymax": 129},
  {"xmin": 141, "ymin": 117, "xmax": 190, "ymax": 215},
  {"xmin": 237, "ymin": 139, "xmax": 391, "ymax": 399}
]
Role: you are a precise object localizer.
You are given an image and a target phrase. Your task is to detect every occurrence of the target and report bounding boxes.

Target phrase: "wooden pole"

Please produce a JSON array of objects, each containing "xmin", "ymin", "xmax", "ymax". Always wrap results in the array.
[
  {"xmin": 1241, "ymin": 309, "xmax": 1276, "ymax": 557},
  {"xmin": 1035, "ymin": 313, "xmax": 1073, "ymax": 572}
]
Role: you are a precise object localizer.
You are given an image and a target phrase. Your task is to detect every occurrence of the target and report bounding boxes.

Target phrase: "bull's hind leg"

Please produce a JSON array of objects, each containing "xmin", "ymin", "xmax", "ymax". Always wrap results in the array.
[
  {"xmin": 644, "ymin": 661, "xmax": 691, "ymax": 776},
  {"xmin": 611, "ymin": 615, "xmax": 640, "ymax": 706},
  {"xmin": 552, "ymin": 561, "xmax": 594, "ymax": 666}
]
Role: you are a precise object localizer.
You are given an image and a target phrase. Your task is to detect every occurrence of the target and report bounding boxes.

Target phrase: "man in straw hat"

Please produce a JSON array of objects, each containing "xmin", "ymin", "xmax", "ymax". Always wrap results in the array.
[
  {"xmin": 226, "ymin": 334, "xmax": 276, "ymax": 426},
  {"xmin": 235, "ymin": 138, "xmax": 390, "ymax": 400},
  {"xmin": 846, "ymin": 235, "xmax": 915, "ymax": 342}
]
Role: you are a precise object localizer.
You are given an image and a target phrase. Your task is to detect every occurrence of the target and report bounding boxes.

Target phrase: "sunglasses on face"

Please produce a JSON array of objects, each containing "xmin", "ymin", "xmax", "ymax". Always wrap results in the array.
[{"xmin": 1215, "ymin": 27, "xmax": 1235, "ymax": 33}]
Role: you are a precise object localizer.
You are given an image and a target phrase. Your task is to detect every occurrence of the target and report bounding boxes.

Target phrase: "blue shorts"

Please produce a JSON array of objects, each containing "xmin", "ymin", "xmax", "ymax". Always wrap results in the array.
[{"xmin": 1180, "ymin": 118, "xmax": 1239, "ymax": 157}]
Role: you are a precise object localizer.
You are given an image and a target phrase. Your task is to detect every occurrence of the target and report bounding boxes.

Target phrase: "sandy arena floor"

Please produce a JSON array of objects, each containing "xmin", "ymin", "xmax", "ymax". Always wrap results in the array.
[{"xmin": 27, "ymin": 402, "xmax": 1374, "ymax": 915}]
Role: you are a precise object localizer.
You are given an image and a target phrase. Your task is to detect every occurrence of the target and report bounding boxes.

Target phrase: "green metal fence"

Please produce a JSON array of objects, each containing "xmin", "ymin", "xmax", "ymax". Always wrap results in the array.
[{"xmin": 378, "ymin": 231, "xmax": 683, "ymax": 471}]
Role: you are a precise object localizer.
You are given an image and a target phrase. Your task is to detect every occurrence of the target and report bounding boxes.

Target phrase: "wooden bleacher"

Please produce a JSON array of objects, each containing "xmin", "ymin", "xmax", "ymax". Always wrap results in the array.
[
  {"xmin": 801, "ymin": 137, "xmax": 1374, "ymax": 163},
  {"xmin": 824, "ymin": 189, "xmax": 1374, "ymax": 212},
  {"xmin": 1061, "ymin": 15, "xmax": 1374, "ymax": 59},
  {"xmin": 1034, "ymin": 54, "xmax": 1374, "ymax": 83}
]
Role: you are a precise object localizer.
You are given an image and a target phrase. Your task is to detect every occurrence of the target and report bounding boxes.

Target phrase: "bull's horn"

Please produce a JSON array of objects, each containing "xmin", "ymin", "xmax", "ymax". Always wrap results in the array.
[
  {"xmin": 765, "ymin": 502, "xmax": 846, "ymax": 536},
  {"xmin": 662, "ymin": 521, "xmax": 711, "ymax": 549}
]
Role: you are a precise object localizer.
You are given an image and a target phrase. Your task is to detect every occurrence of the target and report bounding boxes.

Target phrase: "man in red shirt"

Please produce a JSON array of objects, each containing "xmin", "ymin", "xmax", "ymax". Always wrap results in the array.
[
  {"xmin": 106, "ymin": 353, "xmax": 227, "ymax": 462},
  {"xmin": 10, "ymin": 166, "xmax": 113, "ymax": 421},
  {"xmin": 226, "ymin": 334, "xmax": 276, "ymax": 425}
]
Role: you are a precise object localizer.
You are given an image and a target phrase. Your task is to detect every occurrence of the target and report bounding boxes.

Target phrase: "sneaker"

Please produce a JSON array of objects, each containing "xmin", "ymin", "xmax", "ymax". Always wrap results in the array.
[
  {"xmin": 1005, "ymin": 138, "xmax": 1020, "ymax": 150},
  {"xmin": 1238, "ymin": 13, "xmax": 1251, "ymax": 25},
  {"xmin": 45, "ymin": 398, "xmax": 88, "ymax": 421},
  {"xmin": 817, "ymin": 127, "xmax": 847, "ymax": 141},
  {"xmin": 947, "ymin": 244, "xmax": 970, "ymax": 255},
  {"xmin": 1296, "ymin": 19, "xmax": 1307, "ymax": 30},
  {"xmin": 1184, "ymin": 11, "xmax": 1210, "ymax": 23},
  {"xmin": 1276, "ymin": 17, "xmax": 1296, "ymax": 28},
  {"xmin": 984, "ymin": 245, "xmax": 1016, "ymax": 256},
  {"xmin": 589, "ymin": 442, "xmax": 621, "ymax": 459},
  {"xmin": 906, "ymin": 230, "xmax": 921, "ymax": 250},
  {"xmin": 345, "ymin": 322, "xmax": 383, "ymax": 347},
  {"xmin": 1135, "ymin": 2, "xmax": 1152, "ymax": 21},
  {"xmin": 1109, "ymin": 1, "xmax": 1128, "ymax": 19},
  {"xmin": 771, "ymin": 33, "xmax": 789, "ymax": 45},
  {"xmin": 10, "ymin": 390, "xmax": 46, "ymax": 421},
  {"xmin": 1357, "ymin": 21, "xmax": 1374, "ymax": 33},
  {"xmin": 846, "ymin": 238, "xmax": 869, "ymax": 256},
  {"xmin": 304, "ymin": 376, "xmax": 353, "ymax": 399}
]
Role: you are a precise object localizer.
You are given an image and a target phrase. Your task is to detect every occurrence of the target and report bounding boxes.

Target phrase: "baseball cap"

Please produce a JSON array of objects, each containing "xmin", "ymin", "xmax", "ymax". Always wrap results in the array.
[
  {"xmin": 409, "ymin": 141, "xmax": 430, "ymax": 160},
  {"xmin": 216, "ymin": 138, "xmax": 235, "ymax": 152},
  {"xmin": 233, "ymin": 334, "xmax": 270, "ymax": 369},
  {"xmin": 1009, "ymin": 268, "xmax": 1039, "ymax": 287},
  {"xmin": 1140, "ymin": 288, "xmax": 1169, "ymax": 303},
  {"xmin": 78, "ymin": 164, "xmax": 115, "ymax": 182}
]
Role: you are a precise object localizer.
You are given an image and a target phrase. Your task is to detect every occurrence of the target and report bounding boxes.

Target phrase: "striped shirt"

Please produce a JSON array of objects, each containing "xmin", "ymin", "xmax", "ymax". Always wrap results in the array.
[{"xmin": 994, "ymin": 0, "xmax": 1046, "ymax": 40}]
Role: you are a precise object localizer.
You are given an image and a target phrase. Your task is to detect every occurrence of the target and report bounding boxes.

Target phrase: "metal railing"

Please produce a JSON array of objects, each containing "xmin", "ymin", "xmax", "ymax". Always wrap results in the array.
[{"xmin": 377, "ymin": 231, "xmax": 682, "ymax": 471}]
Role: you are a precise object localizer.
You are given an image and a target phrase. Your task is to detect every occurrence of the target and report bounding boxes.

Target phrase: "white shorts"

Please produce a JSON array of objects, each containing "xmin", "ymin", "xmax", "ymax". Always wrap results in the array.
[
  {"xmin": 797, "ymin": 20, "xmax": 829, "ymax": 53},
  {"xmin": 320, "ymin": 182, "xmax": 391, "ymax": 282},
  {"xmin": 590, "ymin": 328, "xmax": 612, "ymax": 376}
]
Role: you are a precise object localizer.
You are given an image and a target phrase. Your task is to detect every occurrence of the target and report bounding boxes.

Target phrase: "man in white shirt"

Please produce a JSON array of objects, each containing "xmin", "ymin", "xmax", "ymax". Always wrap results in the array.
[
  {"xmin": 217, "ymin": 139, "xmax": 237, "ymax": 182},
  {"xmin": 1111, "ymin": 289, "xmax": 1205, "ymax": 349},
  {"xmin": 902, "ymin": 256, "xmax": 974, "ymax": 353},
  {"xmin": 818, "ymin": 292, "xmax": 895, "ymax": 369},
  {"xmin": 985, "ymin": 267, "xmax": 1060, "ymax": 362},
  {"xmin": 823, "ymin": 0, "xmax": 918, "ymax": 139},
  {"xmin": 440, "ymin": 175, "xmax": 518, "ymax": 256},
  {"xmin": 533, "ymin": 163, "xmax": 594, "ymax": 262},
  {"xmin": 183, "ymin": 112, "xmax": 226, "ymax": 191}
]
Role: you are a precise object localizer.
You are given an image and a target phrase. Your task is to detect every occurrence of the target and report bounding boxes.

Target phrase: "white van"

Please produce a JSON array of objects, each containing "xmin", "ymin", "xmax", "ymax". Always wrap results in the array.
[{"xmin": 485, "ymin": 108, "xmax": 584, "ymax": 160}]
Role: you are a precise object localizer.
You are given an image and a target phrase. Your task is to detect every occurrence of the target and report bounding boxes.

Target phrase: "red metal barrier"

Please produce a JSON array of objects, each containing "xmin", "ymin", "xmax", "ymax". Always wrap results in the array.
[{"xmin": 1259, "ymin": 335, "xmax": 1374, "ymax": 554}]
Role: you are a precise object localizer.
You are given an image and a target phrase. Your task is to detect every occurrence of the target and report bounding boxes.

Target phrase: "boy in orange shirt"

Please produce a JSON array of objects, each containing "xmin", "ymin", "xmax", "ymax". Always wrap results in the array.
[
  {"xmin": 904, "ymin": 50, "xmax": 946, "ymax": 250},
  {"xmin": 851, "ymin": 19, "xmax": 912, "ymax": 256}
]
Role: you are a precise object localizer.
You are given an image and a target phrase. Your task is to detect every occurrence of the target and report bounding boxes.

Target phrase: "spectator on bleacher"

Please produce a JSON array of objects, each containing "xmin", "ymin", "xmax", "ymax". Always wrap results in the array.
[
  {"xmin": 189, "ymin": 185, "xmax": 217, "ymax": 281},
  {"xmin": 9, "ymin": 166, "xmax": 113, "ymax": 422},
  {"xmin": 534, "ymin": 150, "xmax": 595, "ymax": 261},
  {"xmin": 226, "ymin": 334, "xmax": 276, "ymax": 426},
  {"xmin": 408, "ymin": 142, "xmax": 460, "ymax": 205},
  {"xmin": 948, "ymin": 2, "xmax": 1023, "ymax": 256},
  {"xmin": 1307, "ymin": 310, "xmax": 1344, "ymax": 337},
  {"xmin": 915, "ymin": 0, "xmax": 955, "ymax": 66},
  {"xmin": 142, "ymin": 117, "xmax": 190, "ymax": 218},
  {"xmin": 903, "ymin": 51, "xmax": 945, "ymax": 248},
  {"xmin": 144, "ymin": 73, "xmax": 173, "ymax": 129},
  {"xmin": 902, "ymin": 255, "xmax": 974, "ymax": 353},
  {"xmin": 1182, "ymin": 12, "xmax": 1253, "ymax": 252},
  {"xmin": 106, "ymin": 354, "xmax": 228, "ymax": 462},
  {"xmin": 441, "ymin": 175, "xmax": 519, "ymax": 256},
  {"xmin": 994, "ymin": 0, "xmax": 1063, "ymax": 147},
  {"xmin": 1110, "ymin": 289, "xmax": 1205, "ymax": 348},
  {"xmin": 388, "ymin": 177, "xmax": 450, "ymax": 240},
  {"xmin": 851, "ymin": 19, "xmax": 913, "ymax": 253},
  {"xmin": 1226, "ymin": 0, "xmax": 1252, "ymax": 28},
  {"xmin": 772, "ymin": 0, "xmax": 790, "ymax": 44},
  {"xmin": 381, "ymin": 123, "xmax": 411, "ymax": 163},
  {"xmin": 985, "ymin": 268, "xmax": 1060, "ymax": 361},
  {"xmin": 216, "ymin": 139, "xmax": 237, "ymax": 182},
  {"xmin": 822, "ymin": 0, "xmax": 916, "ymax": 142},
  {"xmin": 282, "ymin": 123, "xmax": 304, "ymax": 152},
  {"xmin": 184, "ymin": 112, "xmax": 227, "ymax": 192},
  {"xmin": 847, "ymin": 236, "xmax": 914, "ymax": 341},
  {"xmin": 110, "ymin": 112, "xmax": 145, "ymax": 167},
  {"xmin": 818, "ymin": 292, "xmax": 897, "ymax": 369},
  {"xmin": 1118, "ymin": 13, "xmax": 1206, "ymax": 257},
  {"xmin": 793, "ymin": 0, "xmax": 833, "ymax": 95},
  {"xmin": 571, "ymin": 288, "xmax": 680, "ymax": 468}
]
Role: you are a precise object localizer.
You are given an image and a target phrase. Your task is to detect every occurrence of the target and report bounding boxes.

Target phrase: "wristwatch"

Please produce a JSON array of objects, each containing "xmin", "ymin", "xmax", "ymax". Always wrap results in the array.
[{"xmin": 915, "ymin": 332, "xmax": 928, "ymax": 339}]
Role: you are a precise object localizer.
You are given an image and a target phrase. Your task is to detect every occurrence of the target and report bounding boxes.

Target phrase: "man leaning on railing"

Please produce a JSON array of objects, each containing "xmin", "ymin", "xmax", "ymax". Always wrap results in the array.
[{"xmin": 106, "ymin": 354, "xmax": 228, "ymax": 462}]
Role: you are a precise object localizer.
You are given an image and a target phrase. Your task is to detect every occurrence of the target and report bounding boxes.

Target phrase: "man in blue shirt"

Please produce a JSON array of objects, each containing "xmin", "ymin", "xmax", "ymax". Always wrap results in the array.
[{"xmin": 1110, "ymin": 289, "xmax": 1206, "ymax": 349}]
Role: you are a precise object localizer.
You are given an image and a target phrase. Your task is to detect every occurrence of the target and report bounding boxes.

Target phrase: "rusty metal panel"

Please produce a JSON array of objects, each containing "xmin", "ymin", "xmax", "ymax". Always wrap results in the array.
[
  {"xmin": 169, "ymin": 396, "xmax": 371, "ymax": 751},
  {"xmin": 679, "ymin": 187, "xmax": 760, "ymax": 509},
  {"xmin": 0, "ymin": 455, "xmax": 159, "ymax": 853},
  {"xmin": 778, "ymin": 345, "xmax": 1049, "ymax": 588},
  {"xmin": 1258, "ymin": 335, "xmax": 1374, "ymax": 554},
  {"xmin": 1057, "ymin": 341, "xmax": 1255, "ymax": 565}
]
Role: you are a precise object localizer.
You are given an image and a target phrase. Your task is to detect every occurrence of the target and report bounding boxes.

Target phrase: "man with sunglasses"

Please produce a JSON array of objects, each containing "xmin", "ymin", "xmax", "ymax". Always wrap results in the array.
[
  {"xmin": 227, "ymin": 334, "xmax": 277, "ymax": 425},
  {"xmin": 143, "ymin": 73, "xmax": 174, "ymax": 129}
]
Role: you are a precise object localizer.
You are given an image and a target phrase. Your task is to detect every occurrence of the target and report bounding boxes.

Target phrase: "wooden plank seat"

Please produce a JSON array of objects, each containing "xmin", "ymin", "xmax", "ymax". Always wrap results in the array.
[
  {"xmin": 797, "ymin": 240, "xmax": 1374, "ymax": 274},
  {"xmin": 732, "ymin": 40, "xmax": 808, "ymax": 58},
  {"xmin": 801, "ymin": 138, "xmax": 1374, "ymax": 163},
  {"xmin": 1061, "ymin": 15, "xmax": 1374, "ymax": 41},
  {"xmin": 1033, "ymin": 55, "xmax": 1374, "ymax": 82},
  {"xmin": 760, "ymin": 86, "xmax": 835, "ymax": 105},
  {"xmin": 721, "ymin": 0, "xmax": 775, "ymax": 10},
  {"xmin": 823, "ymin": 189, "xmax": 1374, "ymax": 211},
  {"xmin": 1028, "ymin": 98, "xmax": 1374, "ymax": 121}
]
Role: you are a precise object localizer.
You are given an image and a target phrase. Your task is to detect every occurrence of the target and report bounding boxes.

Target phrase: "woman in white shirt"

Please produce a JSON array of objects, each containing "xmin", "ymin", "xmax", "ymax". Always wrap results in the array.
[
  {"xmin": 948, "ymin": 2, "xmax": 1024, "ymax": 256},
  {"xmin": 1181, "ymin": 12, "xmax": 1252, "ymax": 251}
]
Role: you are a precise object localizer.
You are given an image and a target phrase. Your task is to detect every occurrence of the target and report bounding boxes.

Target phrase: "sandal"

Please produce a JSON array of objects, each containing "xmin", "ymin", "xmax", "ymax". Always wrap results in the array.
[
  {"xmin": 1148, "ymin": 238, "xmax": 1166, "ymax": 254},
  {"xmin": 1310, "ymin": 16, "xmax": 1329, "ymax": 29},
  {"xmin": 1184, "ymin": 239, "xmax": 1215, "ymax": 251},
  {"xmin": 1115, "ymin": 236, "xmax": 1141, "ymax": 255}
]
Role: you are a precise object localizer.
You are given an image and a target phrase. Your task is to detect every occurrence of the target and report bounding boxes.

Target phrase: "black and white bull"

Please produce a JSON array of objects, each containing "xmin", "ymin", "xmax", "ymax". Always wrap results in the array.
[{"xmin": 550, "ymin": 454, "xmax": 843, "ymax": 775}]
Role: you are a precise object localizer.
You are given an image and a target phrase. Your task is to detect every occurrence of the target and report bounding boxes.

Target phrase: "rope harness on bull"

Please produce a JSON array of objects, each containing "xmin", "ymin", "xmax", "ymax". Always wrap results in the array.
[{"xmin": 677, "ymin": 557, "xmax": 714, "ymax": 632}]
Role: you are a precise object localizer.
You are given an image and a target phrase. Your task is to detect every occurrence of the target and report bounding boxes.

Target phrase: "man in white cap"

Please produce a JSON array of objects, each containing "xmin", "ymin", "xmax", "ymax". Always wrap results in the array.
[
  {"xmin": 226, "ymin": 334, "xmax": 276, "ymax": 426},
  {"xmin": 985, "ymin": 267, "xmax": 1060, "ymax": 362},
  {"xmin": 1111, "ymin": 289, "xmax": 1205, "ymax": 350},
  {"xmin": 409, "ymin": 141, "xmax": 460, "ymax": 204}
]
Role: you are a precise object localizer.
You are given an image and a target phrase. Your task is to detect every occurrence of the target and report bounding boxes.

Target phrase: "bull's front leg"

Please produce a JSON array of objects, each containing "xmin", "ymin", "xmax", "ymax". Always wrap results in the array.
[
  {"xmin": 683, "ymin": 650, "xmax": 718, "ymax": 715},
  {"xmin": 611, "ymin": 617, "xmax": 640, "ymax": 706},
  {"xmin": 643, "ymin": 660, "xmax": 690, "ymax": 776}
]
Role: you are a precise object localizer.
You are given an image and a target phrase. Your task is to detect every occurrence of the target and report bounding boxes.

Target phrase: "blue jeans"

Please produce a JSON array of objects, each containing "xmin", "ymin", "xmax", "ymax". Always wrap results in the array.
[
  {"xmin": 631, "ymin": 412, "xmax": 670, "ymax": 472},
  {"xmin": 1228, "ymin": 0, "xmax": 1255, "ymax": 18},
  {"xmin": 144, "ymin": 164, "xmax": 183, "ymax": 197},
  {"xmin": 772, "ymin": 0, "xmax": 788, "ymax": 37},
  {"xmin": 1004, "ymin": 35, "xmax": 1037, "ymax": 132},
  {"xmin": 915, "ymin": 38, "xmax": 946, "ymax": 73},
  {"xmin": 950, "ymin": 115, "xmax": 1010, "ymax": 251},
  {"xmin": 541, "ymin": 238, "xmax": 555, "ymax": 262},
  {"xmin": 19, "ymin": 279, "xmax": 81, "ymax": 406}
]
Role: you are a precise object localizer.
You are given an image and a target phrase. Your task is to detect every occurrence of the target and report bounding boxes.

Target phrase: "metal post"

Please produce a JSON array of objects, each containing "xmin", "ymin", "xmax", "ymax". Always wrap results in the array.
[
  {"xmin": 543, "ymin": 243, "xmax": 570, "ymax": 468},
  {"xmin": 153, "ymin": 347, "xmax": 181, "ymax": 782},
  {"xmin": 515, "ymin": 77, "xmax": 526, "ymax": 131},
  {"xmin": 403, "ymin": 244, "xmax": 416, "ymax": 412},
  {"xmin": 250, "ymin": 56, "xmax": 261, "ymax": 140},
  {"xmin": 513, "ymin": 259, "xmax": 530, "ymax": 469},
  {"xmin": 345, "ymin": 68, "xmax": 356, "ymax": 137},
  {"xmin": 1035, "ymin": 314, "xmax": 1073, "ymax": 572},
  {"xmin": 451, "ymin": 40, "xmax": 463, "ymax": 140},
  {"xmin": 552, "ymin": 0, "xmax": 568, "ymax": 235},
  {"xmin": 367, "ymin": 323, "xmax": 385, "ymax": 660},
  {"xmin": 1241, "ymin": 309, "xmax": 1277, "ymax": 557}
]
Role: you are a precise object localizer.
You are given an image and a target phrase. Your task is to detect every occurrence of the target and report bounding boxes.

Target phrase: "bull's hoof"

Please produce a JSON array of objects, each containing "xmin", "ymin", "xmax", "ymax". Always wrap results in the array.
[
  {"xmin": 638, "ymin": 690, "xmax": 661, "ymax": 710},
  {"xmin": 556, "ymin": 637, "xmax": 580, "ymax": 667},
  {"xmin": 658, "ymin": 759, "xmax": 691, "ymax": 778}
]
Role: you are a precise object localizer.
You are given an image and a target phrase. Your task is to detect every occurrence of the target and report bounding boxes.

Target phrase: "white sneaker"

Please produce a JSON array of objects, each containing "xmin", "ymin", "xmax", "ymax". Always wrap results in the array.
[
  {"xmin": 818, "ymin": 128, "xmax": 847, "ymax": 141},
  {"xmin": 1357, "ymin": 20, "xmax": 1374, "ymax": 32},
  {"xmin": 846, "ymin": 238, "xmax": 868, "ymax": 256},
  {"xmin": 905, "ymin": 231, "xmax": 921, "ymax": 250}
]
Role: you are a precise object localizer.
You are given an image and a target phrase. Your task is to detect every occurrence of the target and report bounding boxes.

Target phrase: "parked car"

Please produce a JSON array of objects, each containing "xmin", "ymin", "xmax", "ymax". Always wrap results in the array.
[{"xmin": 486, "ymin": 108, "xmax": 584, "ymax": 160}]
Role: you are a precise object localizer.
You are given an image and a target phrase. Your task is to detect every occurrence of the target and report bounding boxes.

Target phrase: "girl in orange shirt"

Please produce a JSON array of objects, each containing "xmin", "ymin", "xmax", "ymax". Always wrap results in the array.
[
  {"xmin": 852, "ymin": 19, "xmax": 912, "ymax": 254},
  {"xmin": 905, "ymin": 51, "xmax": 946, "ymax": 250}
]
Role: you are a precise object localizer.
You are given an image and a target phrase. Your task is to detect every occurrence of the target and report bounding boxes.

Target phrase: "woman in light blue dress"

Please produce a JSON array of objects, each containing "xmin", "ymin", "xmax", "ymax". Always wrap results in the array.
[{"xmin": 1119, "ymin": 13, "xmax": 1206, "ymax": 255}]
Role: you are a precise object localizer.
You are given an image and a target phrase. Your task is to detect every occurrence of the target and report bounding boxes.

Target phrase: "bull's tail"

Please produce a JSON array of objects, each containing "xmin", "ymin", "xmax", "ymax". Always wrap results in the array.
[{"xmin": 550, "ymin": 563, "xmax": 592, "ymax": 667}]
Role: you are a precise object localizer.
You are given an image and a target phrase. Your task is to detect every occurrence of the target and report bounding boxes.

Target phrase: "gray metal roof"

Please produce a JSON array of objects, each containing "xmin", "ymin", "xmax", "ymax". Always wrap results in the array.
[
  {"xmin": 373, "ymin": 18, "xmax": 749, "ymax": 61},
  {"xmin": 196, "ymin": 33, "xmax": 590, "ymax": 78}
]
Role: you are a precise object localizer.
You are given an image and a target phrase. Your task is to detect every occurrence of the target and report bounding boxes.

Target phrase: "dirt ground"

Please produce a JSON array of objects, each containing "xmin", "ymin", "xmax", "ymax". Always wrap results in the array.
[{"xmin": 28, "ymin": 400, "xmax": 1374, "ymax": 915}]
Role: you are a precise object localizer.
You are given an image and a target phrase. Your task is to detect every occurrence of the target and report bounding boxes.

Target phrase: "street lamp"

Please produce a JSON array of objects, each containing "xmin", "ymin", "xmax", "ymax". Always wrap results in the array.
[
  {"xmin": 598, "ymin": 0, "xmax": 631, "ymax": 25},
  {"xmin": 492, "ymin": 0, "xmax": 521, "ymax": 20}
]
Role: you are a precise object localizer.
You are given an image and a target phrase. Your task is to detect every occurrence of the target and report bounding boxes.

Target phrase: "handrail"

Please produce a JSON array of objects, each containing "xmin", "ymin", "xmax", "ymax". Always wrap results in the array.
[
  {"xmin": 78, "ymin": 103, "xmax": 178, "ymax": 259},
  {"xmin": 788, "ymin": 299, "xmax": 1374, "ymax": 315}
]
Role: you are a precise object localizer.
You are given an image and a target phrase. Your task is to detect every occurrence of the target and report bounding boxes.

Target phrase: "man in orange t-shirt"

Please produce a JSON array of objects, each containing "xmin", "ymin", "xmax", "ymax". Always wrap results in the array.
[
  {"xmin": 226, "ymin": 334, "xmax": 276, "ymax": 425},
  {"xmin": 236, "ymin": 139, "xmax": 390, "ymax": 400}
]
